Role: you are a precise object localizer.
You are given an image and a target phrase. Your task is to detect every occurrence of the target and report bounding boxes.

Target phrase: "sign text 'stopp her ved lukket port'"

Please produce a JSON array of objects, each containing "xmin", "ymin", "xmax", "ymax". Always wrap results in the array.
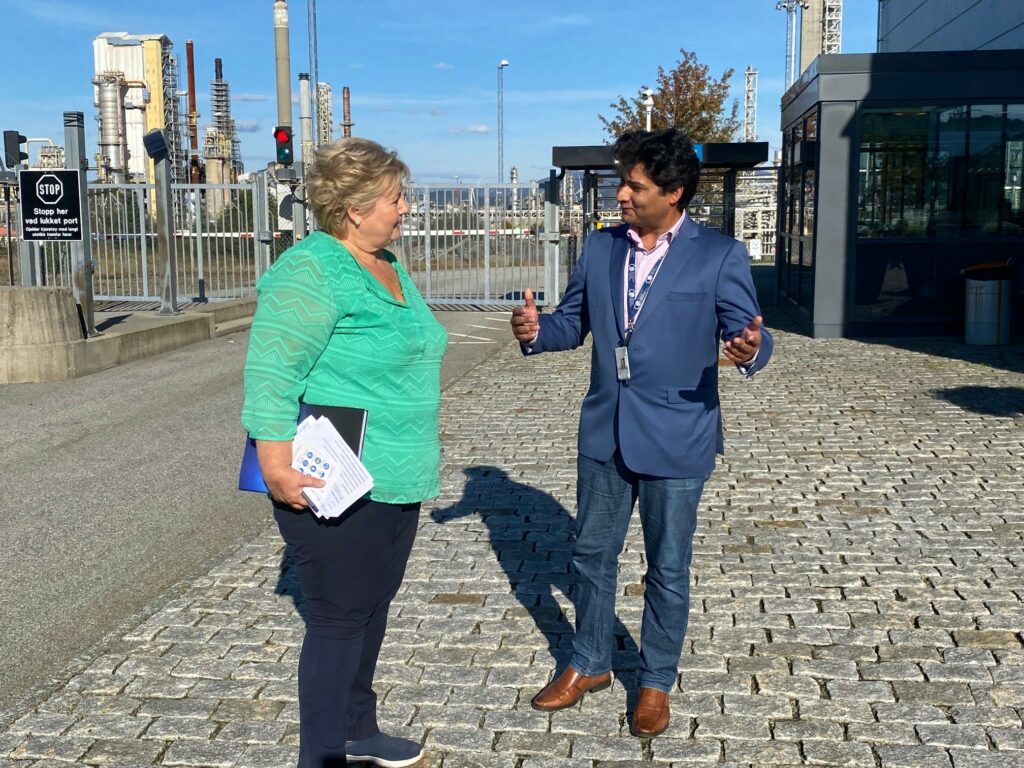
[{"xmin": 18, "ymin": 169, "xmax": 84, "ymax": 242}]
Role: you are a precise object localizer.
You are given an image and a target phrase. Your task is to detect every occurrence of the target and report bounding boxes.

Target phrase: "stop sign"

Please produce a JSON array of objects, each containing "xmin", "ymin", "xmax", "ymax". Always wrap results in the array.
[{"xmin": 35, "ymin": 173, "xmax": 64, "ymax": 205}]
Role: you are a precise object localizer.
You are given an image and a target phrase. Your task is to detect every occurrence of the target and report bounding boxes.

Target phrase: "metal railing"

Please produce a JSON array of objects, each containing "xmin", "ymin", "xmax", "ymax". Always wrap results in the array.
[
  {"xmin": 395, "ymin": 183, "xmax": 555, "ymax": 305},
  {"xmin": 23, "ymin": 179, "xmax": 270, "ymax": 303},
  {"xmin": 11, "ymin": 178, "xmax": 568, "ymax": 307}
]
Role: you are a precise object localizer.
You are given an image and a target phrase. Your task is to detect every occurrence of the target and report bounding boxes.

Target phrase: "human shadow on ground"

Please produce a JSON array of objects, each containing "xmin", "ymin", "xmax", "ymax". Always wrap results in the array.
[
  {"xmin": 431, "ymin": 465, "xmax": 642, "ymax": 707},
  {"xmin": 932, "ymin": 385, "xmax": 1024, "ymax": 417}
]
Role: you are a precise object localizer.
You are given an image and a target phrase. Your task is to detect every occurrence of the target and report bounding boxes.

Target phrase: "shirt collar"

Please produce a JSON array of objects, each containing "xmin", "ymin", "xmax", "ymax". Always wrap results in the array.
[{"xmin": 626, "ymin": 210, "xmax": 687, "ymax": 250}]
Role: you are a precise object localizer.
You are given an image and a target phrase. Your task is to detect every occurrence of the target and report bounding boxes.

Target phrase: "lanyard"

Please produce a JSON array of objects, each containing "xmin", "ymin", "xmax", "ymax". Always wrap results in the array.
[{"xmin": 624, "ymin": 245, "xmax": 666, "ymax": 344}]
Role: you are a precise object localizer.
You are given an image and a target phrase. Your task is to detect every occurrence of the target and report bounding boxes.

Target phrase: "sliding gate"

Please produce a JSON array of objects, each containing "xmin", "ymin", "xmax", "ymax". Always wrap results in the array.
[{"xmin": 395, "ymin": 183, "xmax": 557, "ymax": 306}]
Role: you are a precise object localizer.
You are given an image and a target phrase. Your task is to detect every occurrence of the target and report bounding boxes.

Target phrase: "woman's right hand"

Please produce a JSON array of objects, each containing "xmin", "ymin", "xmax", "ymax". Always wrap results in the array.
[{"xmin": 255, "ymin": 440, "xmax": 326, "ymax": 509}]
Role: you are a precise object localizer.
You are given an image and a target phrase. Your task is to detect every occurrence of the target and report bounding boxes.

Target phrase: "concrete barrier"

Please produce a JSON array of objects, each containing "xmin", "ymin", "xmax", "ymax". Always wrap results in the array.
[
  {"xmin": 1, "ymin": 287, "xmax": 84, "ymax": 384},
  {"xmin": 1, "ymin": 289, "xmax": 258, "ymax": 384}
]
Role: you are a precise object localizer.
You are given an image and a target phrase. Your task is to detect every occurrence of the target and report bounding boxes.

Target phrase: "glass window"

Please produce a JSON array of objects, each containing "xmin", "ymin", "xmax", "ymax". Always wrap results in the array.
[
  {"xmin": 856, "ymin": 104, "xmax": 1024, "ymax": 239},
  {"xmin": 803, "ymin": 169, "xmax": 816, "ymax": 237},
  {"xmin": 965, "ymin": 105, "xmax": 1004, "ymax": 233},
  {"xmin": 929, "ymin": 106, "xmax": 968, "ymax": 236},
  {"xmin": 778, "ymin": 107, "xmax": 817, "ymax": 310},
  {"xmin": 1002, "ymin": 105, "xmax": 1023, "ymax": 234},
  {"xmin": 805, "ymin": 110, "xmax": 817, "ymax": 141},
  {"xmin": 857, "ymin": 109, "xmax": 930, "ymax": 237}
]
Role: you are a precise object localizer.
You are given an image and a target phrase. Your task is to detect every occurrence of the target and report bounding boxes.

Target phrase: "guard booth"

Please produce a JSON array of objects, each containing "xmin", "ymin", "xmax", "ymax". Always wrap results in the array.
[{"xmin": 551, "ymin": 142, "xmax": 770, "ymax": 249}]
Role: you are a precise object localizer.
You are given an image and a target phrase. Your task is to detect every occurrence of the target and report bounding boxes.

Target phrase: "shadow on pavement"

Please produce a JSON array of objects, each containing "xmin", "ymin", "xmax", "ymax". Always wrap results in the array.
[
  {"xmin": 431, "ymin": 465, "xmax": 642, "ymax": 706},
  {"xmin": 931, "ymin": 385, "xmax": 1024, "ymax": 417}
]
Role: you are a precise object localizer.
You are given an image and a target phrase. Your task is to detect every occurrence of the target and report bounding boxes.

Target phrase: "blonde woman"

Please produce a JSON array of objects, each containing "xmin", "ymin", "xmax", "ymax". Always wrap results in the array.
[{"xmin": 242, "ymin": 138, "xmax": 446, "ymax": 768}]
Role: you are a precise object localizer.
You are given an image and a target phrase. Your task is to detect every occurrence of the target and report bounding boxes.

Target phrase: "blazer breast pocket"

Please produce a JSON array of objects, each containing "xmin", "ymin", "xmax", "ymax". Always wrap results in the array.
[{"xmin": 667, "ymin": 291, "xmax": 706, "ymax": 302}]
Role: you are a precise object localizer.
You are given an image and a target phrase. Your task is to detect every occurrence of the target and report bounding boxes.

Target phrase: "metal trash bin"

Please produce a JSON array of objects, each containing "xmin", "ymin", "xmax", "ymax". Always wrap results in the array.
[{"xmin": 962, "ymin": 261, "xmax": 1012, "ymax": 345}]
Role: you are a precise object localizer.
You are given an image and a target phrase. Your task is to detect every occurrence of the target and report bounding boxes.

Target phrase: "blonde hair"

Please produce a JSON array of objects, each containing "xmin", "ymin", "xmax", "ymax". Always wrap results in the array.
[{"xmin": 305, "ymin": 137, "xmax": 410, "ymax": 237}]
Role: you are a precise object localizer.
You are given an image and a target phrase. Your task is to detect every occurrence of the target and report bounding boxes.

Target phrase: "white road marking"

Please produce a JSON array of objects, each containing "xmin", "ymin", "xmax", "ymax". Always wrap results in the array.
[{"xmin": 448, "ymin": 332, "xmax": 492, "ymax": 341}]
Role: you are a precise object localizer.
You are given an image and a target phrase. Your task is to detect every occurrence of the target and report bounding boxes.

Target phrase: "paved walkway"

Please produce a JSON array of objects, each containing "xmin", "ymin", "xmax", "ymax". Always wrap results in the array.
[{"xmin": 2, "ymin": 328, "xmax": 1023, "ymax": 768}]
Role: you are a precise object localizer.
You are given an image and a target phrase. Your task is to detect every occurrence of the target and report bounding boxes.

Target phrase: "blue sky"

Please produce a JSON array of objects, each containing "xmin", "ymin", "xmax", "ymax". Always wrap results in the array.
[{"xmin": 1, "ymin": 0, "xmax": 879, "ymax": 182}]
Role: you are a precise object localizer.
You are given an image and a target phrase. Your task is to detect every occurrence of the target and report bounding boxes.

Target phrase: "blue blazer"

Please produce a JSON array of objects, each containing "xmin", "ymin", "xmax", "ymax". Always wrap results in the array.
[{"xmin": 526, "ymin": 217, "xmax": 773, "ymax": 478}]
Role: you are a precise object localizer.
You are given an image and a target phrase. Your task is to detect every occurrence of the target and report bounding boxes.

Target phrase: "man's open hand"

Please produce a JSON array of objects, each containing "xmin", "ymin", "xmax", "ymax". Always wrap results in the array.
[{"xmin": 722, "ymin": 315, "xmax": 762, "ymax": 365}]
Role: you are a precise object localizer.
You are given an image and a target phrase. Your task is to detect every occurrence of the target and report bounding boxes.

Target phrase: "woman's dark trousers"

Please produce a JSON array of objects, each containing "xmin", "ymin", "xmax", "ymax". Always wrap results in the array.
[{"xmin": 274, "ymin": 499, "xmax": 419, "ymax": 768}]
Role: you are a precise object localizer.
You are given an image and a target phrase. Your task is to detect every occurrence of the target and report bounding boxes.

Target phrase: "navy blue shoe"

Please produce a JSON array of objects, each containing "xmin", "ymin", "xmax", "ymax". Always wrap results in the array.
[{"xmin": 345, "ymin": 732, "xmax": 424, "ymax": 768}]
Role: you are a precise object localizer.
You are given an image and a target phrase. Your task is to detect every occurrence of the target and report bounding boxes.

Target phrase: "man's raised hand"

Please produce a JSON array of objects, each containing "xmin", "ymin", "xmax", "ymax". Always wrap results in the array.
[{"xmin": 510, "ymin": 287, "xmax": 539, "ymax": 343}]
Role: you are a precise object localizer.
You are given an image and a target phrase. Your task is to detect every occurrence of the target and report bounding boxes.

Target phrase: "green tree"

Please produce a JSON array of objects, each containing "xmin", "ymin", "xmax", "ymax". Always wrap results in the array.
[{"xmin": 599, "ymin": 49, "xmax": 740, "ymax": 142}]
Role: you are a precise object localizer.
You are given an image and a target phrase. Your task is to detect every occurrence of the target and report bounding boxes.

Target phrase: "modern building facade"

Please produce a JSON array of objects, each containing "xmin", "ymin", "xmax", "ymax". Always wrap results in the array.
[
  {"xmin": 778, "ymin": 49, "xmax": 1024, "ymax": 336},
  {"xmin": 878, "ymin": 0, "xmax": 1024, "ymax": 53}
]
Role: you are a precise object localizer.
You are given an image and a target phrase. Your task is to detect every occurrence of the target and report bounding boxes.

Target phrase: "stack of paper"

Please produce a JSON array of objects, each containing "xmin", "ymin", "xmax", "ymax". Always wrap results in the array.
[{"xmin": 292, "ymin": 415, "xmax": 374, "ymax": 518}]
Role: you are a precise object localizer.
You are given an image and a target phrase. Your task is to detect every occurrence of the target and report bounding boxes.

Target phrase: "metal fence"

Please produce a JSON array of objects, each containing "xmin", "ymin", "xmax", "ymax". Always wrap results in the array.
[
  {"xmin": 86, "ymin": 180, "xmax": 268, "ymax": 302},
  {"xmin": 395, "ymin": 183, "xmax": 559, "ymax": 306},
  {"xmin": 9, "ymin": 177, "xmax": 274, "ymax": 304}
]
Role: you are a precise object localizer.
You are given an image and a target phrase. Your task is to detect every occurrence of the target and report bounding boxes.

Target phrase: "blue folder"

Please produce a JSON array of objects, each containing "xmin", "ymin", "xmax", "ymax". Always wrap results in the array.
[{"xmin": 238, "ymin": 403, "xmax": 367, "ymax": 493}]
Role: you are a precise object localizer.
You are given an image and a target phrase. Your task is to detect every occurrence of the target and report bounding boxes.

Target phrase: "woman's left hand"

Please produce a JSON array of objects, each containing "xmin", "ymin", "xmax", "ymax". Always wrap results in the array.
[{"xmin": 255, "ymin": 439, "xmax": 327, "ymax": 509}]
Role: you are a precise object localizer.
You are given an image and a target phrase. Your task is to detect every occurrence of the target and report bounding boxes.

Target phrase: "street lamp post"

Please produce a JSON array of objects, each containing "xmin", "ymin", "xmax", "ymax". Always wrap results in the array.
[
  {"xmin": 498, "ymin": 59, "xmax": 509, "ymax": 185},
  {"xmin": 641, "ymin": 88, "xmax": 654, "ymax": 132}
]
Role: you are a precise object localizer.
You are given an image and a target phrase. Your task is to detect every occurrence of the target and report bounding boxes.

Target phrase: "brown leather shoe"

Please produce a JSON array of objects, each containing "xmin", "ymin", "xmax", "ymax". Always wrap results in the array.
[
  {"xmin": 530, "ymin": 667, "xmax": 612, "ymax": 712},
  {"xmin": 630, "ymin": 687, "xmax": 670, "ymax": 737}
]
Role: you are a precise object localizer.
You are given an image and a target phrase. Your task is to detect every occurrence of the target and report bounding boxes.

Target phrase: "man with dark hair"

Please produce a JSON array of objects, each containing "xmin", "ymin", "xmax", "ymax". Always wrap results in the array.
[{"xmin": 511, "ymin": 128, "xmax": 772, "ymax": 737}]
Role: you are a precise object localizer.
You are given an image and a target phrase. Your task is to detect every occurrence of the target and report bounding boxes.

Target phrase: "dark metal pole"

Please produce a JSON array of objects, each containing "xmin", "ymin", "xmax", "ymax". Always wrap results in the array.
[
  {"xmin": 145, "ymin": 129, "xmax": 180, "ymax": 315},
  {"xmin": 65, "ymin": 111, "xmax": 96, "ymax": 335}
]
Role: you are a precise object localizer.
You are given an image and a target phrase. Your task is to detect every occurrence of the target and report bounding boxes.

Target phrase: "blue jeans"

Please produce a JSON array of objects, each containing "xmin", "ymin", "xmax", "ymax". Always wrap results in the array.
[{"xmin": 570, "ymin": 451, "xmax": 705, "ymax": 693}]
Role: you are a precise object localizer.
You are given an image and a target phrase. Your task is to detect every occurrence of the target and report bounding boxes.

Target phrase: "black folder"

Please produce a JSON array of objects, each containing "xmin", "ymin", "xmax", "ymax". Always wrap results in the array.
[{"xmin": 238, "ymin": 403, "xmax": 368, "ymax": 493}]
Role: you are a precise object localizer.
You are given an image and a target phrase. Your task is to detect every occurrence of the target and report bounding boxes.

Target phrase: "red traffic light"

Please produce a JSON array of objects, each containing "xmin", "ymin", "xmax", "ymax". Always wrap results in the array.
[{"xmin": 273, "ymin": 125, "xmax": 294, "ymax": 166}]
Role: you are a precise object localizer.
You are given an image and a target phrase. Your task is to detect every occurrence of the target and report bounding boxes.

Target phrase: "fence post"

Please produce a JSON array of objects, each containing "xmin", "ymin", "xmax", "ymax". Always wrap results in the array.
[
  {"xmin": 483, "ymin": 185, "xmax": 491, "ymax": 302},
  {"xmin": 254, "ymin": 171, "xmax": 272, "ymax": 277},
  {"xmin": 137, "ymin": 187, "xmax": 150, "ymax": 299},
  {"xmin": 423, "ymin": 186, "xmax": 432, "ymax": 302},
  {"xmin": 542, "ymin": 170, "xmax": 560, "ymax": 306},
  {"xmin": 192, "ymin": 189, "xmax": 206, "ymax": 302}
]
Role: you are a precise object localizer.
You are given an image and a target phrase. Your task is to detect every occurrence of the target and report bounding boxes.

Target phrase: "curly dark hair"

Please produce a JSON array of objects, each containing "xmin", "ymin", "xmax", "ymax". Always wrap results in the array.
[{"xmin": 612, "ymin": 128, "xmax": 702, "ymax": 210}]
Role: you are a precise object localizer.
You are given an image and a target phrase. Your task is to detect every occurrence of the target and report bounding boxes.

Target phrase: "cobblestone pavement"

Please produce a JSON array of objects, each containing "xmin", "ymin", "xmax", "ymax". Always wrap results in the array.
[{"xmin": 2, "ymin": 329, "xmax": 1023, "ymax": 768}]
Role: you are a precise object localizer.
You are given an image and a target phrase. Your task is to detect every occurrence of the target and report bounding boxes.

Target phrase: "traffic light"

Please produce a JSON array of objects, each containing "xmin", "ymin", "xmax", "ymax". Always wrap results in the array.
[
  {"xmin": 3, "ymin": 130, "xmax": 28, "ymax": 169},
  {"xmin": 273, "ymin": 125, "xmax": 293, "ymax": 166}
]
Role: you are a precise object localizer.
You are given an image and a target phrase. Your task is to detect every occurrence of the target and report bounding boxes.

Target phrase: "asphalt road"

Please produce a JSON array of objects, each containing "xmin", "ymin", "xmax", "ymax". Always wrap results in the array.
[{"xmin": 0, "ymin": 309, "xmax": 514, "ymax": 715}]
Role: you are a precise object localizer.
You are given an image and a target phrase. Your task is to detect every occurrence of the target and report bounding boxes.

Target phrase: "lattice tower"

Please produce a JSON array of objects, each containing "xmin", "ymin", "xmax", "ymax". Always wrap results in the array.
[
  {"xmin": 317, "ymin": 82, "xmax": 333, "ymax": 146},
  {"xmin": 161, "ymin": 44, "xmax": 188, "ymax": 182},
  {"xmin": 823, "ymin": 0, "xmax": 842, "ymax": 54},
  {"xmin": 776, "ymin": 0, "xmax": 808, "ymax": 88},
  {"xmin": 210, "ymin": 65, "xmax": 242, "ymax": 173},
  {"xmin": 743, "ymin": 68, "xmax": 757, "ymax": 142}
]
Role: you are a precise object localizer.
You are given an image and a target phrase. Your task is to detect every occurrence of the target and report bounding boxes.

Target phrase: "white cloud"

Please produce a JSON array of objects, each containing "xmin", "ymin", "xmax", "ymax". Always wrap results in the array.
[
  {"xmin": 350, "ymin": 63, "xmax": 366, "ymax": 70},
  {"xmin": 235, "ymin": 120, "xmax": 260, "ymax": 133},
  {"xmin": 233, "ymin": 93, "xmax": 270, "ymax": 103},
  {"xmin": 433, "ymin": 62, "xmax": 454, "ymax": 70},
  {"xmin": 449, "ymin": 124, "xmax": 491, "ymax": 134}
]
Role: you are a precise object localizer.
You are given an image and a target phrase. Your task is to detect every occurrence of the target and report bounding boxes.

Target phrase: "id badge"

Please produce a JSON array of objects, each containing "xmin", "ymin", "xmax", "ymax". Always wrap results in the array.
[{"xmin": 615, "ymin": 345, "xmax": 631, "ymax": 382}]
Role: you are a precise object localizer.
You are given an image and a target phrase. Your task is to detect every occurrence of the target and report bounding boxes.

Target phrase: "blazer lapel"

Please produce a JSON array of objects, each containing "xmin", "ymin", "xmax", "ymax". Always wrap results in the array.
[
  {"xmin": 608, "ymin": 232, "xmax": 629, "ymax": 340},
  {"xmin": 633, "ymin": 215, "xmax": 700, "ymax": 330}
]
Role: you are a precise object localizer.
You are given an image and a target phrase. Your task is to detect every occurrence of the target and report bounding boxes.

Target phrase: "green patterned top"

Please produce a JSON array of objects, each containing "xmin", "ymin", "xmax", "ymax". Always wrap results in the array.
[{"xmin": 241, "ymin": 231, "xmax": 448, "ymax": 503}]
